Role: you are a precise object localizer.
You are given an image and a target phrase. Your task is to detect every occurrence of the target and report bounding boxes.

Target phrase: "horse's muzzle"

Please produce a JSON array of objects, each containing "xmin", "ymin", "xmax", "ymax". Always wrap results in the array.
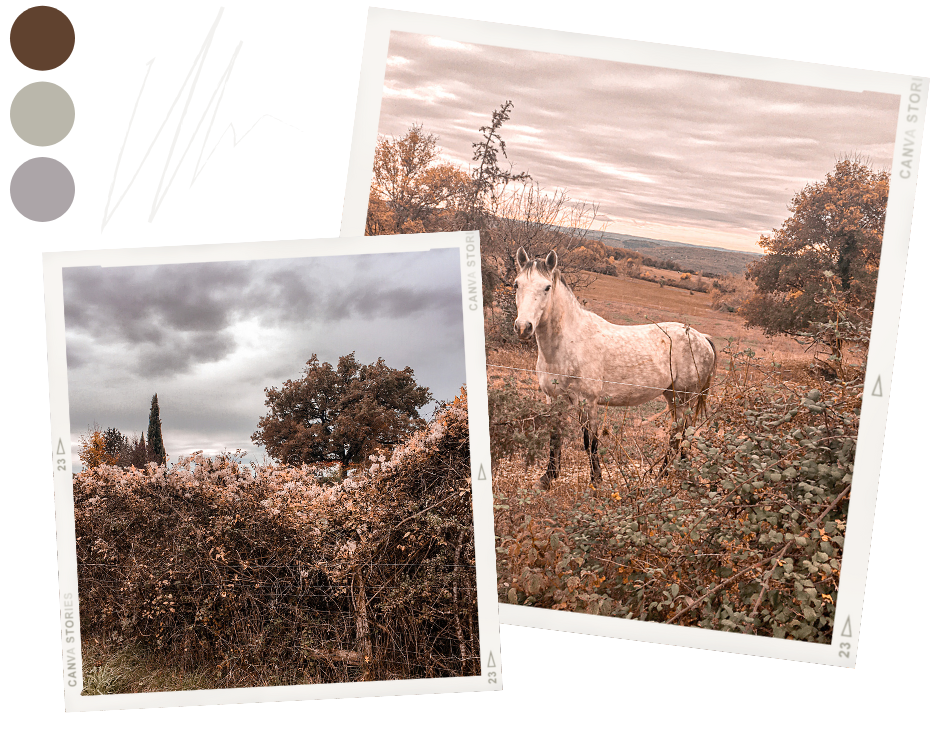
[{"xmin": 514, "ymin": 320, "xmax": 534, "ymax": 340}]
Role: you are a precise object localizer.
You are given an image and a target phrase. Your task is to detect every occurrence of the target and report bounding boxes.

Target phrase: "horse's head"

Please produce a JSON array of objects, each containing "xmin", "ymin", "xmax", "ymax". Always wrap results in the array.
[{"xmin": 513, "ymin": 248, "xmax": 559, "ymax": 340}]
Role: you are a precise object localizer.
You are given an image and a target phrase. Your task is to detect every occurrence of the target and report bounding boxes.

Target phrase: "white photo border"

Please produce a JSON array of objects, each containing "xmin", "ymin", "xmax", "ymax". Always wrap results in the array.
[
  {"xmin": 339, "ymin": 8, "xmax": 929, "ymax": 667},
  {"xmin": 44, "ymin": 231, "xmax": 501, "ymax": 710}
]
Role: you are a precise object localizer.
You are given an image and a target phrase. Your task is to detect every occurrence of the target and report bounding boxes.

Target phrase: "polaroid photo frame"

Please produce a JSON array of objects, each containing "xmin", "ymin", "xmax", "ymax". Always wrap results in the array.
[
  {"xmin": 44, "ymin": 231, "xmax": 500, "ymax": 710},
  {"xmin": 340, "ymin": 9, "xmax": 928, "ymax": 666}
]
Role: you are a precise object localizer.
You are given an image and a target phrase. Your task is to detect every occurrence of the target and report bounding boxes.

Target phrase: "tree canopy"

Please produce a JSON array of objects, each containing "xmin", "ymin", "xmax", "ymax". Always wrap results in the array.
[
  {"xmin": 742, "ymin": 158, "xmax": 889, "ymax": 356},
  {"xmin": 366, "ymin": 124, "xmax": 470, "ymax": 236},
  {"xmin": 252, "ymin": 353, "xmax": 432, "ymax": 471},
  {"xmin": 78, "ymin": 426, "xmax": 158, "ymax": 470}
]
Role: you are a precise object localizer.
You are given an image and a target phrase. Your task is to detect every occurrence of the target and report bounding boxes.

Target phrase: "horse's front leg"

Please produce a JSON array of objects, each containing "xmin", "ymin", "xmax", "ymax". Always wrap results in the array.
[
  {"xmin": 537, "ymin": 419, "xmax": 562, "ymax": 490},
  {"xmin": 536, "ymin": 394, "xmax": 562, "ymax": 491},
  {"xmin": 582, "ymin": 405, "xmax": 602, "ymax": 485}
]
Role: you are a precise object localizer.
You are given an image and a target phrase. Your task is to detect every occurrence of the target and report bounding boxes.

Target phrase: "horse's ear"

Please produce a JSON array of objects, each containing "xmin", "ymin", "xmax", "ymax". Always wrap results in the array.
[
  {"xmin": 515, "ymin": 247, "xmax": 528, "ymax": 272},
  {"xmin": 545, "ymin": 251, "xmax": 558, "ymax": 272},
  {"xmin": 552, "ymin": 268, "xmax": 561, "ymax": 288}
]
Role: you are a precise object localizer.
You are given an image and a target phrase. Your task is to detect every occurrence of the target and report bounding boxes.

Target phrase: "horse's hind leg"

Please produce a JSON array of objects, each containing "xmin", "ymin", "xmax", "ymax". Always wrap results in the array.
[
  {"xmin": 537, "ymin": 421, "xmax": 562, "ymax": 490},
  {"xmin": 659, "ymin": 388, "xmax": 688, "ymax": 471},
  {"xmin": 583, "ymin": 425, "xmax": 602, "ymax": 484},
  {"xmin": 582, "ymin": 410, "xmax": 602, "ymax": 484}
]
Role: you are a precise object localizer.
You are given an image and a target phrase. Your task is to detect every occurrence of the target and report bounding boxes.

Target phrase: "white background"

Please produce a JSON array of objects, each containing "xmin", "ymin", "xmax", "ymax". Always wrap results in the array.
[{"xmin": 2, "ymin": 0, "xmax": 944, "ymax": 744}]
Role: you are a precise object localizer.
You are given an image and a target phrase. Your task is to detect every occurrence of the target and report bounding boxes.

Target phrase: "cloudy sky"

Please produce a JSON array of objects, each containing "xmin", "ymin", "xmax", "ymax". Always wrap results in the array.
[
  {"xmin": 378, "ymin": 33, "xmax": 901, "ymax": 252},
  {"xmin": 63, "ymin": 248, "xmax": 465, "ymax": 471}
]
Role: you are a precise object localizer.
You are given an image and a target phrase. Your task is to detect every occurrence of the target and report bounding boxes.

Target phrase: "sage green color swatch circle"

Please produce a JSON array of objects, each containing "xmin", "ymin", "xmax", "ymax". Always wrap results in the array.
[
  {"xmin": 10, "ymin": 82, "xmax": 75, "ymax": 146},
  {"xmin": 10, "ymin": 157, "xmax": 75, "ymax": 221}
]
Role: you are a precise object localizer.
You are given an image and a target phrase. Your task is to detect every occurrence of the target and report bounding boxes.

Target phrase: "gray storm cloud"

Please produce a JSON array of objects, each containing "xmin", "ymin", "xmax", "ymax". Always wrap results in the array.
[
  {"xmin": 64, "ymin": 252, "xmax": 462, "ymax": 378},
  {"xmin": 378, "ymin": 33, "xmax": 901, "ymax": 251},
  {"xmin": 63, "ymin": 248, "xmax": 467, "ymax": 469}
]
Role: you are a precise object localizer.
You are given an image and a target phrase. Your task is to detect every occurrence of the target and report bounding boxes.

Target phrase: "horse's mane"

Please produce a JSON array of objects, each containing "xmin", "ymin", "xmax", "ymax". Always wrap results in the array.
[
  {"xmin": 521, "ymin": 257, "xmax": 583, "ymax": 311},
  {"xmin": 521, "ymin": 259, "xmax": 555, "ymax": 280}
]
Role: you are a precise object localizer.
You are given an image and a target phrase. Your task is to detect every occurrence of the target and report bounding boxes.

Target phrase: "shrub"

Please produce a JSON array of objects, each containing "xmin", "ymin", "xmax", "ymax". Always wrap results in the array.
[
  {"xmin": 711, "ymin": 273, "xmax": 755, "ymax": 312},
  {"xmin": 488, "ymin": 376, "xmax": 573, "ymax": 467},
  {"xmin": 75, "ymin": 390, "xmax": 478, "ymax": 689},
  {"xmin": 495, "ymin": 347, "xmax": 856, "ymax": 643}
]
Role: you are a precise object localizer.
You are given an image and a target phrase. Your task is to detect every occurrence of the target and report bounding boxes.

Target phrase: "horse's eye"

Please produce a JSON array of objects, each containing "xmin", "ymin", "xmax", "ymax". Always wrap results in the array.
[
  {"xmin": 513, "ymin": 281, "xmax": 519, "ymax": 290},
  {"xmin": 545, "ymin": 284, "xmax": 551, "ymax": 292}
]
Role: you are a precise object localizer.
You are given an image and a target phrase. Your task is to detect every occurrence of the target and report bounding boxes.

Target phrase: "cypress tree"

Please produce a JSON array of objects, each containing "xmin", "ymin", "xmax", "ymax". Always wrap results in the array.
[{"xmin": 147, "ymin": 393, "xmax": 167, "ymax": 465}]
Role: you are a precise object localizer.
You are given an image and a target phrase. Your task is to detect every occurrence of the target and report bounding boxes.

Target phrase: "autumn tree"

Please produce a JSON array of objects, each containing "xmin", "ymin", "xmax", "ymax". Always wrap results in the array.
[
  {"xmin": 78, "ymin": 426, "xmax": 111, "ymax": 470},
  {"xmin": 147, "ymin": 393, "xmax": 166, "ymax": 465},
  {"xmin": 367, "ymin": 105, "xmax": 532, "ymax": 295},
  {"xmin": 366, "ymin": 124, "xmax": 470, "ymax": 236},
  {"xmin": 252, "ymin": 353, "xmax": 432, "ymax": 473},
  {"xmin": 742, "ymin": 157, "xmax": 889, "ymax": 358}
]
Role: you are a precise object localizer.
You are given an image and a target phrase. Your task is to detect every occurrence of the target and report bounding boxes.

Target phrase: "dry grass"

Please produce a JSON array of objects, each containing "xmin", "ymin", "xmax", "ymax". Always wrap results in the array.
[
  {"xmin": 82, "ymin": 639, "xmax": 223, "ymax": 694},
  {"xmin": 572, "ymin": 271, "xmax": 807, "ymax": 361}
]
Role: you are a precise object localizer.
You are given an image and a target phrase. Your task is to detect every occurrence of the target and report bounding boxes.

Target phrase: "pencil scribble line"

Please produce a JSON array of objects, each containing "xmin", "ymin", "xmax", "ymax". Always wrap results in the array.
[{"xmin": 101, "ymin": 8, "xmax": 296, "ymax": 230}]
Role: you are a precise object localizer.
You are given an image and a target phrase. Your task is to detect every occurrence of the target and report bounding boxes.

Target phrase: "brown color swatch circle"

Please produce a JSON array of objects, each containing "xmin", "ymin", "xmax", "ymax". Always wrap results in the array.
[{"xmin": 10, "ymin": 6, "xmax": 75, "ymax": 71}]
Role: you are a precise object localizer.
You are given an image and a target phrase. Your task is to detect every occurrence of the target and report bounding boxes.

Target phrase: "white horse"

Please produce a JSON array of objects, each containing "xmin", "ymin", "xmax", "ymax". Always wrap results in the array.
[{"xmin": 513, "ymin": 248, "xmax": 717, "ymax": 488}]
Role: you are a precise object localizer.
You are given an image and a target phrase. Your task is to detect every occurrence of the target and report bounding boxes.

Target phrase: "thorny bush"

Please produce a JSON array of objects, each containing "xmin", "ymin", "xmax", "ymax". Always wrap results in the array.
[
  {"xmin": 495, "ymin": 345, "xmax": 858, "ymax": 642},
  {"xmin": 75, "ymin": 390, "xmax": 478, "ymax": 690}
]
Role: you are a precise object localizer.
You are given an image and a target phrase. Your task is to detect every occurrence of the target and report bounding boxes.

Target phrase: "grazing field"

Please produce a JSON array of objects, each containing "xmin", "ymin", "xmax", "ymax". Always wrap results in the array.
[
  {"xmin": 574, "ymin": 271, "xmax": 808, "ymax": 363},
  {"xmin": 489, "ymin": 271, "xmax": 858, "ymax": 642}
]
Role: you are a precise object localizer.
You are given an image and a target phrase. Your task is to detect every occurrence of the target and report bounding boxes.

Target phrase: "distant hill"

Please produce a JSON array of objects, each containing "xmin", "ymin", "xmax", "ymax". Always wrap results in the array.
[{"xmin": 593, "ymin": 230, "xmax": 762, "ymax": 277}]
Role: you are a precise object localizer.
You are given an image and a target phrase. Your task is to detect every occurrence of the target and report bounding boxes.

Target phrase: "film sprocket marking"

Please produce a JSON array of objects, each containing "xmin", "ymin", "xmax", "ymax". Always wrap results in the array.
[
  {"xmin": 340, "ymin": 9, "xmax": 928, "ymax": 666},
  {"xmin": 44, "ymin": 232, "xmax": 501, "ymax": 710}
]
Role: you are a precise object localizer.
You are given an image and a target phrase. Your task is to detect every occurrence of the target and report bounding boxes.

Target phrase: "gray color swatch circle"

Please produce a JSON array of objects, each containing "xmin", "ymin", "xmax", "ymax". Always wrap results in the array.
[
  {"xmin": 10, "ymin": 82, "xmax": 75, "ymax": 146},
  {"xmin": 10, "ymin": 157, "xmax": 75, "ymax": 221}
]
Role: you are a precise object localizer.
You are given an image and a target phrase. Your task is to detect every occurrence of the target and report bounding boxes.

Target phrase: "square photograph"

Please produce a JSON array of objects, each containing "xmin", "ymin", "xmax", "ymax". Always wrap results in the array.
[
  {"xmin": 44, "ymin": 234, "xmax": 500, "ymax": 709},
  {"xmin": 342, "ymin": 11, "xmax": 927, "ymax": 664}
]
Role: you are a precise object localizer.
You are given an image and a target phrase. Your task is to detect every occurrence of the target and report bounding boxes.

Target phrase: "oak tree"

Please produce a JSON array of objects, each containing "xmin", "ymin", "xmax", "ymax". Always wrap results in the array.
[
  {"xmin": 252, "ymin": 353, "xmax": 432, "ymax": 472},
  {"xmin": 742, "ymin": 158, "xmax": 888, "ymax": 357}
]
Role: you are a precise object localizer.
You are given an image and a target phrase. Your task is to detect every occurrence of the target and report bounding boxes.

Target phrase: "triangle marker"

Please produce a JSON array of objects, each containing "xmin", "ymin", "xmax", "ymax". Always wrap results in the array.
[
  {"xmin": 487, "ymin": 651, "xmax": 496, "ymax": 668},
  {"xmin": 841, "ymin": 615, "xmax": 852, "ymax": 638},
  {"xmin": 56, "ymin": 438, "xmax": 65, "ymax": 455},
  {"xmin": 477, "ymin": 464, "xmax": 487, "ymax": 481},
  {"xmin": 871, "ymin": 375, "xmax": 883, "ymax": 397}
]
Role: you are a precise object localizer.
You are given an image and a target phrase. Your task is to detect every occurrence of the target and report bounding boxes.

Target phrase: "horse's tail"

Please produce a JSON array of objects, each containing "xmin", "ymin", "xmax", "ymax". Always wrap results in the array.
[{"xmin": 696, "ymin": 335, "xmax": 716, "ymax": 418}]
